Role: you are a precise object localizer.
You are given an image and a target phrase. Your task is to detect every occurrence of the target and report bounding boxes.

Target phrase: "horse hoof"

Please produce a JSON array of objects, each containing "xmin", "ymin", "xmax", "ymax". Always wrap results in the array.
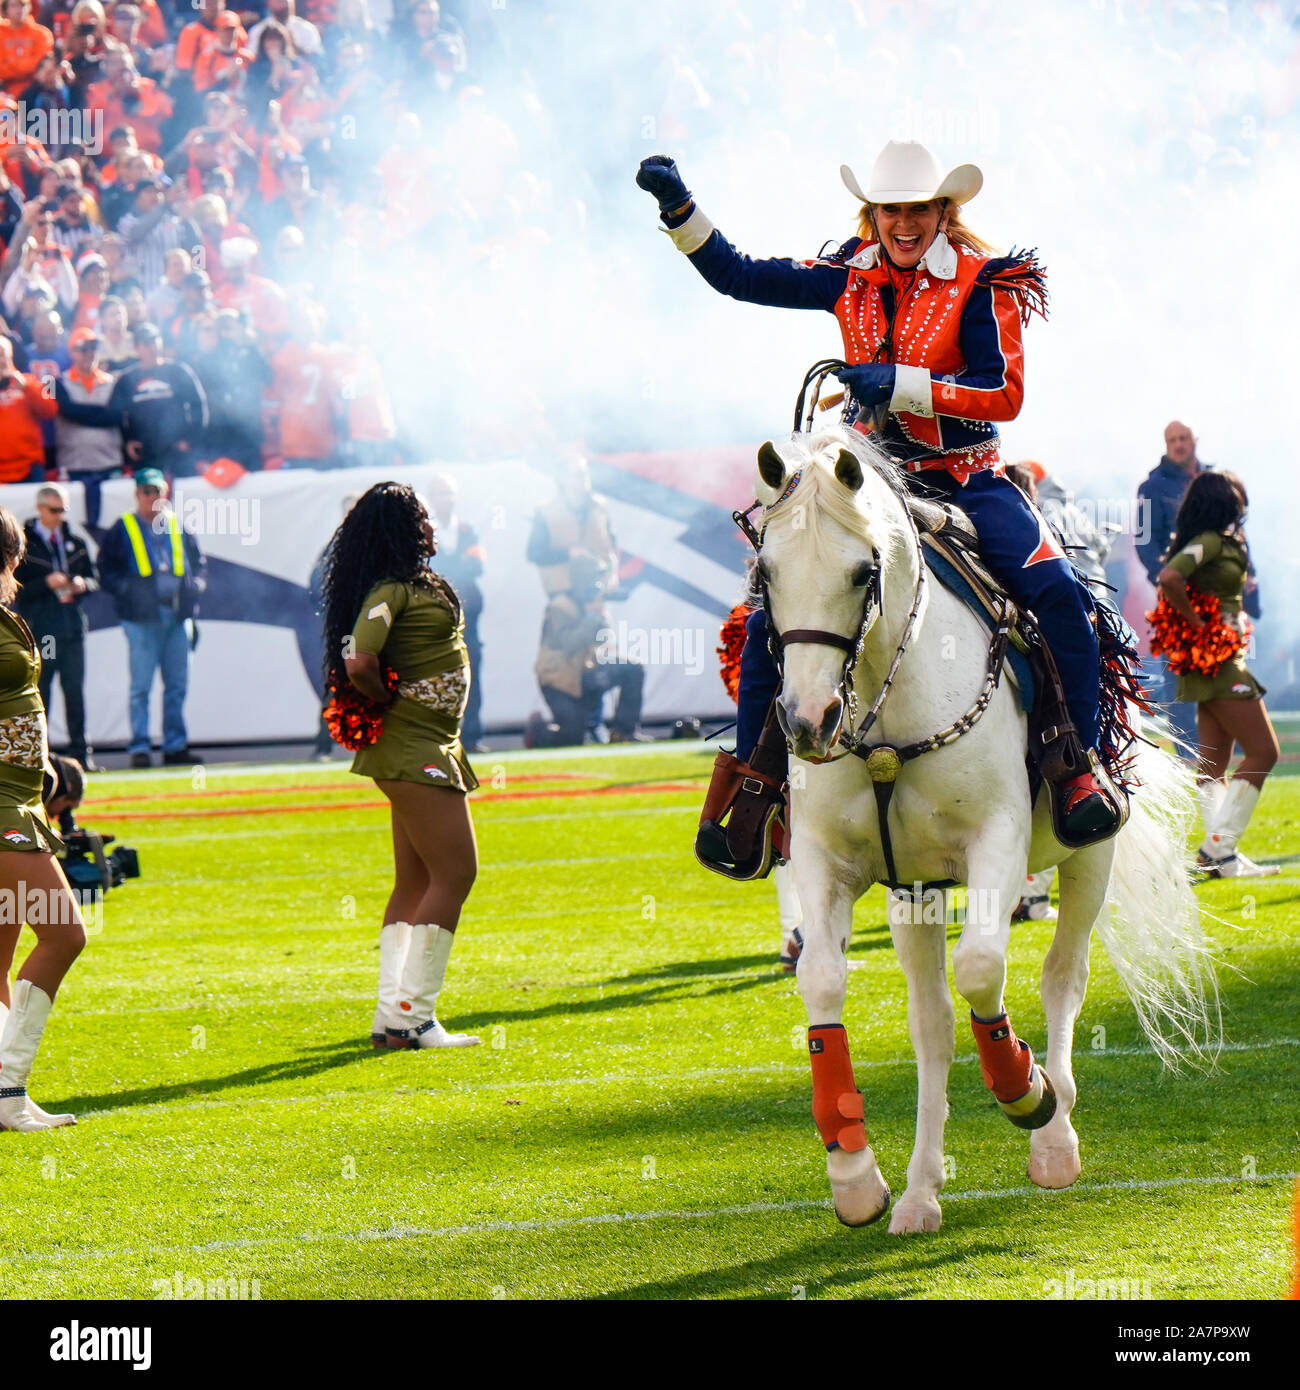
[
  {"xmin": 827, "ymin": 1145, "xmax": 891, "ymax": 1227},
  {"xmin": 998, "ymin": 1065, "xmax": 1058, "ymax": 1131},
  {"xmin": 1028, "ymin": 1145, "xmax": 1082, "ymax": 1190},
  {"xmin": 888, "ymin": 1197, "xmax": 942, "ymax": 1235}
]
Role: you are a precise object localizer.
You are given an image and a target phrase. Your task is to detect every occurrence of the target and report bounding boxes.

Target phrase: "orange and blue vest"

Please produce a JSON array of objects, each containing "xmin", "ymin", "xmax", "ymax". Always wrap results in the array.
[{"xmin": 672, "ymin": 218, "xmax": 1047, "ymax": 481}]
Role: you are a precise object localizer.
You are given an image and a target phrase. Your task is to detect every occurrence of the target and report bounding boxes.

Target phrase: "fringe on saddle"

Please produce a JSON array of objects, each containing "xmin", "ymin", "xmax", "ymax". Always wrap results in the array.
[
  {"xmin": 1094, "ymin": 595, "xmax": 1157, "ymax": 795},
  {"xmin": 976, "ymin": 248, "xmax": 1049, "ymax": 326}
]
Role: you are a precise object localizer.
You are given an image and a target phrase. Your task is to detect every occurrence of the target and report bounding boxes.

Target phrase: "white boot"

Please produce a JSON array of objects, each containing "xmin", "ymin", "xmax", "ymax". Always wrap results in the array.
[
  {"xmin": 387, "ymin": 924, "xmax": 479, "ymax": 1049},
  {"xmin": 1199, "ymin": 779, "xmax": 1278, "ymax": 878},
  {"xmin": 371, "ymin": 921, "xmax": 412, "ymax": 1047},
  {"xmin": 1016, "ymin": 868, "xmax": 1058, "ymax": 921},
  {"xmin": 773, "ymin": 863, "xmax": 803, "ymax": 971},
  {"xmin": 0, "ymin": 981, "xmax": 75, "ymax": 1132},
  {"xmin": 1195, "ymin": 779, "xmax": 1226, "ymax": 860}
]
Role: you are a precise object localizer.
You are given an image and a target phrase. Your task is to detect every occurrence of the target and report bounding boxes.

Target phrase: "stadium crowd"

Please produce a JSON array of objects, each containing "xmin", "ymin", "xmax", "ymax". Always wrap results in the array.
[{"xmin": 0, "ymin": 0, "xmax": 519, "ymax": 485}]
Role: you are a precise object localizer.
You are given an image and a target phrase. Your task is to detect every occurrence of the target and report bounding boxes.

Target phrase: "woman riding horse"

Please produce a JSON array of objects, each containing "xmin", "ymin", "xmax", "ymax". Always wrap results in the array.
[{"xmin": 636, "ymin": 140, "xmax": 1123, "ymax": 852}]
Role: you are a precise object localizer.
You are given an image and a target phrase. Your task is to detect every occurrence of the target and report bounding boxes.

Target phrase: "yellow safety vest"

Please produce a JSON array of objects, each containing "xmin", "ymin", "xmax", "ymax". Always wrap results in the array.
[{"xmin": 121, "ymin": 511, "xmax": 184, "ymax": 579}]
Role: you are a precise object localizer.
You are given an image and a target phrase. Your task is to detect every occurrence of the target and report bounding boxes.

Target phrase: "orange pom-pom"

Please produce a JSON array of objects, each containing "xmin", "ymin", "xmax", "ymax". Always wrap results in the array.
[
  {"xmin": 1146, "ymin": 588, "xmax": 1246, "ymax": 677},
  {"xmin": 323, "ymin": 665, "xmax": 401, "ymax": 750},
  {"xmin": 717, "ymin": 603, "xmax": 753, "ymax": 704}
]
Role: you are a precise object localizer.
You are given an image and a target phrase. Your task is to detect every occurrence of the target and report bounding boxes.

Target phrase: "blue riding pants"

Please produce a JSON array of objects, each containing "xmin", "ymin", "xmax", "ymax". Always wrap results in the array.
[{"xmin": 735, "ymin": 469, "xmax": 1101, "ymax": 760}]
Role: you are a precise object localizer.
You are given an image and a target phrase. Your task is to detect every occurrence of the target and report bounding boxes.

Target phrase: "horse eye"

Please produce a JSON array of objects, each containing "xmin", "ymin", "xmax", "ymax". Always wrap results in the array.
[{"xmin": 851, "ymin": 561, "xmax": 876, "ymax": 588}]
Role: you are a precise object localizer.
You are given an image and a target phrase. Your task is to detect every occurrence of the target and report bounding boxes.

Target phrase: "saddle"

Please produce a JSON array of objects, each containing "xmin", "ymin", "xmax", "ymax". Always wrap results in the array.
[{"xmin": 695, "ymin": 497, "xmax": 1112, "ymax": 881}]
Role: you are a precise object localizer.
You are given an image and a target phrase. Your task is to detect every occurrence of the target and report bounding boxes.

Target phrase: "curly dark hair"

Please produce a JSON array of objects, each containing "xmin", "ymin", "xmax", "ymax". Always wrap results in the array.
[
  {"xmin": 1167, "ymin": 470, "xmax": 1248, "ymax": 563},
  {"xmin": 319, "ymin": 482, "xmax": 459, "ymax": 697},
  {"xmin": 0, "ymin": 505, "xmax": 26, "ymax": 609}
]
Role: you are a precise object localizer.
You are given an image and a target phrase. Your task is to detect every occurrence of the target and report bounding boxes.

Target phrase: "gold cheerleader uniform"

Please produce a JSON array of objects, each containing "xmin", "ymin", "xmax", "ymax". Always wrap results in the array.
[
  {"xmin": 1165, "ymin": 529, "xmax": 1264, "ymax": 704},
  {"xmin": 348, "ymin": 578, "xmax": 479, "ymax": 792},
  {"xmin": 0, "ymin": 606, "xmax": 62, "ymax": 854}
]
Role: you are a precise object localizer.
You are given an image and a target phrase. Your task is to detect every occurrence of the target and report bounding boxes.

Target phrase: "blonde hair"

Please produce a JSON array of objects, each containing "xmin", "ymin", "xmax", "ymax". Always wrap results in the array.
[{"xmin": 856, "ymin": 199, "xmax": 997, "ymax": 257}]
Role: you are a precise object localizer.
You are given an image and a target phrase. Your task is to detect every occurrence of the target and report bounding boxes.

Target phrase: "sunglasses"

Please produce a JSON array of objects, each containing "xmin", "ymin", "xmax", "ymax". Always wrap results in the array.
[{"xmin": 41, "ymin": 504, "xmax": 66, "ymax": 513}]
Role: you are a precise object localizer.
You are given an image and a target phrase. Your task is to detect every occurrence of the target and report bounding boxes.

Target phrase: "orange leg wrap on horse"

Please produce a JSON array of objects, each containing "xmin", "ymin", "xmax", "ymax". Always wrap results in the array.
[
  {"xmin": 970, "ymin": 1011, "xmax": 1036, "ymax": 1103},
  {"xmin": 808, "ymin": 1024, "xmax": 867, "ymax": 1152}
]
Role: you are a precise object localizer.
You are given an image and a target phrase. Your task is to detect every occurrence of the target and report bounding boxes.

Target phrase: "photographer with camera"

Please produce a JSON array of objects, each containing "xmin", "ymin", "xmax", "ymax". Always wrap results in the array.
[
  {"xmin": 0, "ymin": 505, "xmax": 85, "ymax": 1132},
  {"xmin": 43, "ymin": 751, "xmax": 140, "ymax": 899}
]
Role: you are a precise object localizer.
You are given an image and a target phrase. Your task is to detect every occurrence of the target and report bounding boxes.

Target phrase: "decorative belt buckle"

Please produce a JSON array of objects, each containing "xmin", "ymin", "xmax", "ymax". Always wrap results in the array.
[{"xmin": 864, "ymin": 745, "xmax": 902, "ymax": 783}]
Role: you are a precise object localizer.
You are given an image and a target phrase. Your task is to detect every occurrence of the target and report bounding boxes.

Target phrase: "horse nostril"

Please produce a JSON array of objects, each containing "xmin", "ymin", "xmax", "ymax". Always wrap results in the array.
[
  {"xmin": 776, "ymin": 701, "xmax": 793, "ymax": 741},
  {"xmin": 818, "ymin": 697, "xmax": 844, "ymax": 744}
]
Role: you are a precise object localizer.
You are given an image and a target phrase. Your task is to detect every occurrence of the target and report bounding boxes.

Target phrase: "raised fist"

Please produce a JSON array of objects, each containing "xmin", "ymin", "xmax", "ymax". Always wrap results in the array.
[{"xmin": 636, "ymin": 155, "xmax": 692, "ymax": 213}]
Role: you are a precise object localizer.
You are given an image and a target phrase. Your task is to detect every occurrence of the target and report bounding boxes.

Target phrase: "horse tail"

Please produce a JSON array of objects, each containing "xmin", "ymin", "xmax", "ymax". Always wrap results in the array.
[{"xmin": 1094, "ymin": 736, "xmax": 1223, "ymax": 1069}]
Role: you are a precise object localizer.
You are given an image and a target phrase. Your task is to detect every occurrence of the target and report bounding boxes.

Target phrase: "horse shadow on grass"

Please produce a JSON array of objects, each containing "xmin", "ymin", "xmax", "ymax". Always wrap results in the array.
[
  {"xmin": 594, "ymin": 1232, "xmax": 1014, "ymax": 1300},
  {"xmin": 46, "ymin": 1038, "xmax": 379, "ymax": 1116}
]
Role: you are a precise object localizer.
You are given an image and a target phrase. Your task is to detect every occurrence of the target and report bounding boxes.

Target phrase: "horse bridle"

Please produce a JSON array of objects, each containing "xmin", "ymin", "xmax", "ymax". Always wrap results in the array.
[{"xmin": 735, "ymin": 437, "xmax": 1013, "ymax": 782}]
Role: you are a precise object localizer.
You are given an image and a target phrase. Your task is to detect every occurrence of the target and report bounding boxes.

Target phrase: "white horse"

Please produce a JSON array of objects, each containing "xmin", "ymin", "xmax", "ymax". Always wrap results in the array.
[{"xmin": 754, "ymin": 427, "xmax": 1218, "ymax": 1234}]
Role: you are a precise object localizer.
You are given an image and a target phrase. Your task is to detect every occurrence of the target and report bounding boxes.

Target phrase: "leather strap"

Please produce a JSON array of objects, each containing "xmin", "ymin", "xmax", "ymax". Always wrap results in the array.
[{"xmin": 781, "ymin": 628, "xmax": 856, "ymax": 653}]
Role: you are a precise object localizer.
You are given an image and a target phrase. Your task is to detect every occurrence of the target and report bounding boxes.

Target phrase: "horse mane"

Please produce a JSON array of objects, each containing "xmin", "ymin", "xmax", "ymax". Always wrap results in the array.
[{"xmin": 764, "ymin": 427, "xmax": 910, "ymax": 564}]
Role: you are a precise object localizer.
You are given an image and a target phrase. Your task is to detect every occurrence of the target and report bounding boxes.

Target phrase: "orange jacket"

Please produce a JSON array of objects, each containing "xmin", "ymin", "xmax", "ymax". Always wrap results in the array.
[
  {"xmin": 86, "ymin": 78, "xmax": 173, "ymax": 154},
  {"xmin": 0, "ymin": 371, "xmax": 58, "ymax": 480},
  {"xmin": 0, "ymin": 18, "xmax": 53, "ymax": 95},
  {"xmin": 193, "ymin": 43, "xmax": 250, "ymax": 94}
]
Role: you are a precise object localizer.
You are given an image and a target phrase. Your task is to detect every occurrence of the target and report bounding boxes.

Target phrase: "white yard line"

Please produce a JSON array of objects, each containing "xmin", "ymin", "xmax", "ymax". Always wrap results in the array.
[{"xmin": 3, "ymin": 1169, "xmax": 1294, "ymax": 1268}]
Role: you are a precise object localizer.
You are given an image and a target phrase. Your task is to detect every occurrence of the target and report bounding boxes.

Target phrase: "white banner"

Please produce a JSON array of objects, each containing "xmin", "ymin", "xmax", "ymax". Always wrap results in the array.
[{"xmin": 0, "ymin": 454, "xmax": 752, "ymax": 747}]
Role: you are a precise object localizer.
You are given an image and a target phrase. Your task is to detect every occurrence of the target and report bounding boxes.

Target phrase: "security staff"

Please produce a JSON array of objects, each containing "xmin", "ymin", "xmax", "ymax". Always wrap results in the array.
[{"xmin": 97, "ymin": 469, "xmax": 206, "ymax": 767}]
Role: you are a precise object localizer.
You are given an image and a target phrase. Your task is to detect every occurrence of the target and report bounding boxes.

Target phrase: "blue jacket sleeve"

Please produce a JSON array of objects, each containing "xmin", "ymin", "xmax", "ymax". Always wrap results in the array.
[
  {"xmin": 1135, "ymin": 481, "xmax": 1168, "ymax": 583},
  {"xmin": 683, "ymin": 230, "xmax": 850, "ymax": 312}
]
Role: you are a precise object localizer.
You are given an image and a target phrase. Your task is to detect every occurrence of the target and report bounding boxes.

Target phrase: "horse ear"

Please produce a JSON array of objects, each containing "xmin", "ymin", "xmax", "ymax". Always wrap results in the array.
[
  {"xmin": 757, "ymin": 441, "xmax": 785, "ymax": 491},
  {"xmin": 834, "ymin": 448, "xmax": 864, "ymax": 492}
]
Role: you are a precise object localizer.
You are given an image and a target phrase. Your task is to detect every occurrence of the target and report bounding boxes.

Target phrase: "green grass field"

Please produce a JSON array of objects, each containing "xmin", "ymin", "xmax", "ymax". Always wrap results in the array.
[{"xmin": 3, "ymin": 741, "xmax": 1298, "ymax": 1301}]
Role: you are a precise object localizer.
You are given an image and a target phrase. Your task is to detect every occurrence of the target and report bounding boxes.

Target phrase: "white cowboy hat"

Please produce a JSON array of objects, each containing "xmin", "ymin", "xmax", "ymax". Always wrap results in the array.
[{"xmin": 840, "ymin": 140, "xmax": 982, "ymax": 206}]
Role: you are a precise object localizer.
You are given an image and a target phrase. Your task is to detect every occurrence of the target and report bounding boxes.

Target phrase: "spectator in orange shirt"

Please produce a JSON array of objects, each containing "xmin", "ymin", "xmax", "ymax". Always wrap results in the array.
[
  {"xmin": 253, "ymin": 102, "xmax": 304, "ymax": 202},
  {"xmin": 175, "ymin": 0, "xmax": 229, "ymax": 74},
  {"xmin": 270, "ymin": 302, "xmax": 340, "ymax": 469},
  {"xmin": 214, "ymin": 236, "xmax": 287, "ymax": 347},
  {"xmin": 86, "ymin": 48, "xmax": 173, "ymax": 155},
  {"xmin": 0, "ymin": 333, "xmax": 57, "ymax": 482},
  {"xmin": 131, "ymin": 0, "xmax": 168, "ymax": 52},
  {"xmin": 0, "ymin": 0, "xmax": 54, "ymax": 98},
  {"xmin": 193, "ymin": 11, "xmax": 250, "ymax": 94}
]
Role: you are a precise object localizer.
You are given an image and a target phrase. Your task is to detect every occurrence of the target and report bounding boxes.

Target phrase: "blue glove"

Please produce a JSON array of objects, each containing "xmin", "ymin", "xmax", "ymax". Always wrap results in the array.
[
  {"xmin": 636, "ymin": 155, "xmax": 692, "ymax": 213},
  {"xmin": 835, "ymin": 362, "xmax": 896, "ymax": 409}
]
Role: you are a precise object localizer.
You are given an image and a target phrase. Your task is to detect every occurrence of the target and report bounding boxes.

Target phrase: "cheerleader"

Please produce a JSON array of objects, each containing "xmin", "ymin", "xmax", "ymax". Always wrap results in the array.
[
  {"xmin": 0, "ymin": 507, "xmax": 85, "ymax": 1132},
  {"xmin": 1157, "ymin": 472, "xmax": 1279, "ymax": 877},
  {"xmin": 320, "ymin": 483, "xmax": 480, "ymax": 1048}
]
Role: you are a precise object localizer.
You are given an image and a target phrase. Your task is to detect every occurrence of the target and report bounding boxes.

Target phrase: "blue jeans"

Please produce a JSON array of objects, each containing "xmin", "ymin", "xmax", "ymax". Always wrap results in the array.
[{"xmin": 122, "ymin": 612, "xmax": 190, "ymax": 754}]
